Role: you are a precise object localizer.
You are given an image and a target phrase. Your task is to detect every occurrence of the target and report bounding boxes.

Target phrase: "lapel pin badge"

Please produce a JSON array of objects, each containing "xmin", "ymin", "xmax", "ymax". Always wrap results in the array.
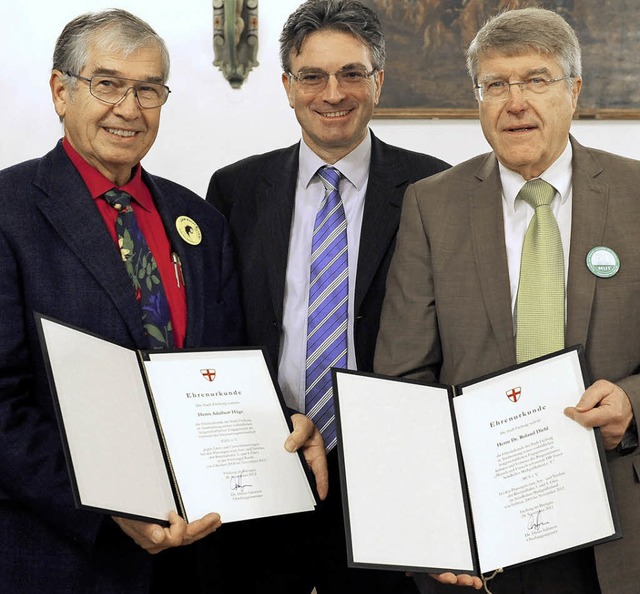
[
  {"xmin": 586, "ymin": 246, "xmax": 620, "ymax": 278},
  {"xmin": 176, "ymin": 216, "xmax": 202, "ymax": 246}
]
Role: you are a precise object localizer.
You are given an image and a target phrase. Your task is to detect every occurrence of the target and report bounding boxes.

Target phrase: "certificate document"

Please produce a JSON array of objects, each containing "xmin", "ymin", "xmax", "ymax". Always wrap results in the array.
[
  {"xmin": 333, "ymin": 347, "xmax": 620, "ymax": 576},
  {"xmin": 36, "ymin": 315, "xmax": 316, "ymax": 525},
  {"xmin": 142, "ymin": 352, "xmax": 316, "ymax": 522}
]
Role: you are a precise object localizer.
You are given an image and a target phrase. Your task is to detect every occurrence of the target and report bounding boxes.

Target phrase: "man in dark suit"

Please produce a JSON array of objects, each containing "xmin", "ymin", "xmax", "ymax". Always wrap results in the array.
[
  {"xmin": 375, "ymin": 8, "xmax": 639, "ymax": 594},
  {"xmin": 0, "ymin": 9, "xmax": 326, "ymax": 593},
  {"xmin": 205, "ymin": 1, "xmax": 449, "ymax": 592}
]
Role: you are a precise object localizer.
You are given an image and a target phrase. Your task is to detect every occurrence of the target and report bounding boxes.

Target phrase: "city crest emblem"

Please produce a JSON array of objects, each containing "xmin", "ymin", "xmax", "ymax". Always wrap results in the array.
[
  {"xmin": 200, "ymin": 369, "xmax": 217, "ymax": 382},
  {"xmin": 506, "ymin": 387, "xmax": 521, "ymax": 403}
]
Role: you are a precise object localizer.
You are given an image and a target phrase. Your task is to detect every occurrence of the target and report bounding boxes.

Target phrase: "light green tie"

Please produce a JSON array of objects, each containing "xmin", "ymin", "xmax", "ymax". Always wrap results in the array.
[{"xmin": 515, "ymin": 179, "xmax": 565, "ymax": 363}]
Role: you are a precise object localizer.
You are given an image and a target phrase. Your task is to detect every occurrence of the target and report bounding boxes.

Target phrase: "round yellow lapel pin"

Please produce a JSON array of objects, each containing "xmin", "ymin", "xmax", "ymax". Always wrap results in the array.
[{"xmin": 176, "ymin": 216, "xmax": 202, "ymax": 246}]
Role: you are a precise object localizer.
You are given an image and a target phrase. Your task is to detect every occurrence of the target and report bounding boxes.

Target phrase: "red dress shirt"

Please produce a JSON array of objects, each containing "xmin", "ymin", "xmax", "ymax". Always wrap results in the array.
[{"xmin": 62, "ymin": 138, "xmax": 187, "ymax": 347}]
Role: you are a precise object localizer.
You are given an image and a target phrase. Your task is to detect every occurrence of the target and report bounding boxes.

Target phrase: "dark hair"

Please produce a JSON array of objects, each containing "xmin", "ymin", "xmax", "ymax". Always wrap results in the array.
[
  {"xmin": 279, "ymin": 0, "xmax": 385, "ymax": 73},
  {"xmin": 53, "ymin": 8, "xmax": 170, "ymax": 85},
  {"xmin": 466, "ymin": 7, "xmax": 581, "ymax": 85}
]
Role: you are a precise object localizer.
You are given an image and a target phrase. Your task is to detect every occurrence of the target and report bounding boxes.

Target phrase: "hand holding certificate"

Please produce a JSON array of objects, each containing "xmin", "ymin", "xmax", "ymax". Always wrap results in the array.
[
  {"xmin": 333, "ymin": 347, "xmax": 620, "ymax": 577},
  {"xmin": 36, "ymin": 315, "xmax": 317, "ymax": 526},
  {"xmin": 112, "ymin": 509, "xmax": 221, "ymax": 554}
]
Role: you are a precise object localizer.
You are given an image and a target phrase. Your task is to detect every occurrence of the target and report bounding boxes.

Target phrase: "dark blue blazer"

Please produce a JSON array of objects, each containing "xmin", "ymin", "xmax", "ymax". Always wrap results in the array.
[
  {"xmin": 203, "ymin": 132, "xmax": 449, "ymax": 593},
  {"xmin": 0, "ymin": 141, "xmax": 242, "ymax": 593},
  {"xmin": 206, "ymin": 131, "xmax": 450, "ymax": 376}
]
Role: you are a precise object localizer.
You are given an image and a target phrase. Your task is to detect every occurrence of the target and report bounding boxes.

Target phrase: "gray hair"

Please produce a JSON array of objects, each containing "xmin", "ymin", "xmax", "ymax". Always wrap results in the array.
[
  {"xmin": 53, "ymin": 9, "xmax": 170, "ymax": 86},
  {"xmin": 466, "ymin": 7, "xmax": 581, "ymax": 85},
  {"xmin": 279, "ymin": 0, "xmax": 385, "ymax": 74}
]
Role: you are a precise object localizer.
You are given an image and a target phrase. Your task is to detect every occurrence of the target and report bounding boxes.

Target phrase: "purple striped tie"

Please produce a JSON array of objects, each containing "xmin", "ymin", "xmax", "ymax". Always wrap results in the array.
[{"xmin": 305, "ymin": 166, "xmax": 348, "ymax": 453}]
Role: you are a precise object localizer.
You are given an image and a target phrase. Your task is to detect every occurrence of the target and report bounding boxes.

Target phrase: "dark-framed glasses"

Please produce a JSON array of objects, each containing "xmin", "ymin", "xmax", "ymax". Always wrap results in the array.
[
  {"xmin": 474, "ymin": 76, "xmax": 573, "ymax": 102},
  {"xmin": 65, "ymin": 71, "xmax": 171, "ymax": 109},
  {"xmin": 288, "ymin": 67, "xmax": 377, "ymax": 91}
]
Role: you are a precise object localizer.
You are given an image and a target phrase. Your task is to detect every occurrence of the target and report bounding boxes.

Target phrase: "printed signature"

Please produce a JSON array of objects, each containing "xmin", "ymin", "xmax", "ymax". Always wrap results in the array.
[
  {"xmin": 230, "ymin": 471, "xmax": 252, "ymax": 493},
  {"xmin": 527, "ymin": 509, "xmax": 550, "ymax": 531}
]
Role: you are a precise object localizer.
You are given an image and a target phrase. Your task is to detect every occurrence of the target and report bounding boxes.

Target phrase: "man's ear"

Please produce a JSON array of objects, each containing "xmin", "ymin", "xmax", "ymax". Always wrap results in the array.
[
  {"xmin": 373, "ymin": 69, "xmax": 384, "ymax": 106},
  {"xmin": 282, "ymin": 72, "xmax": 294, "ymax": 108},
  {"xmin": 50, "ymin": 69, "xmax": 69, "ymax": 119}
]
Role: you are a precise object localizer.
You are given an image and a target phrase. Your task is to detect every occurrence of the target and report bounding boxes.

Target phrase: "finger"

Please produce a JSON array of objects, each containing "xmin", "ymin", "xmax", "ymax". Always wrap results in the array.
[
  {"xmin": 573, "ymin": 379, "xmax": 614, "ymax": 412},
  {"xmin": 297, "ymin": 423, "xmax": 329, "ymax": 499},
  {"xmin": 112, "ymin": 516, "xmax": 166, "ymax": 552},
  {"xmin": 285, "ymin": 413, "xmax": 313, "ymax": 452},
  {"xmin": 309, "ymin": 451, "xmax": 329, "ymax": 500},
  {"xmin": 430, "ymin": 572, "xmax": 458, "ymax": 585},
  {"xmin": 136, "ymin": 521, "xmax": 166, "ymax": 547},
  {"xmin": 163, "ymin": 510, "xmax": 188, "ymax": 547},
  {"xmin": 453, "ymin": 574, "xmax": 482, "ymax": 588},
  {"xmin": 198, "ymin": 511, "xmax": 222, "ymax": 531},
  {"xmin": 564, "ymin": 405, "xmax": 603, "ymax": 429},
  {"xmin": 572, "ymin": 389, "xmax": 601, "ymax": 412},
  {"xmin": 567, "ymin": 383, "xmax": 632, "ymax": 433},
  {"xmin": 564, "ymin": 380, "xmax": 616, "ymax": 427},
  {"xmin": 430, "ymin": 572, "xmax": 483, "ymax": 588},
  {"xmin": 184, "ymin": 512, "xmax": 222, "ymax": 543}
]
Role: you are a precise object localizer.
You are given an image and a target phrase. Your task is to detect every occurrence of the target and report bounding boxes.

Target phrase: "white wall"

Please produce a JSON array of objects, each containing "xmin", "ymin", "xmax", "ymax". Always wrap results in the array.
[{"xmin": 2, "ymin": 0, "xmax": 640, "ymax": 198}]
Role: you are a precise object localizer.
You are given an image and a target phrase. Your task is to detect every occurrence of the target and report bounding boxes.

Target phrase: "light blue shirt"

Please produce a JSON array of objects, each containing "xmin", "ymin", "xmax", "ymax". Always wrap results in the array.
[{"xmin": 277, "ymin": 133, "xmax": 372, "ymax": 412}]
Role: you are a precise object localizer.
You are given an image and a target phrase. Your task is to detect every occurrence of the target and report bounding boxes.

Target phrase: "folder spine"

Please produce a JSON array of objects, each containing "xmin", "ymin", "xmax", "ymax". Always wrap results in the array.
[{"xmin": 137, "ymin": 350, "xmax": 187, "ymax": 521}]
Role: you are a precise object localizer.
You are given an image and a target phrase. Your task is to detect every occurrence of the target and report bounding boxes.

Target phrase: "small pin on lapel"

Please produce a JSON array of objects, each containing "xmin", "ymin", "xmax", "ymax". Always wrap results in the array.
[{"xmin": 176, "ymin": 216, "xmax": 202, "ymax": 246}]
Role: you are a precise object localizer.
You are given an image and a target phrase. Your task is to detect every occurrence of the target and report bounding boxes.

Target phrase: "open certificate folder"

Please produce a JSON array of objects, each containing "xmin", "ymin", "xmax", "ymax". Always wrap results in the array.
[
  {"xmin": 333, "ymin": 347, "xmax": 620, "ymax": 576},
  {"xmin": 36, "ymin": 315, "xmax": 317, "ymax": 526}
]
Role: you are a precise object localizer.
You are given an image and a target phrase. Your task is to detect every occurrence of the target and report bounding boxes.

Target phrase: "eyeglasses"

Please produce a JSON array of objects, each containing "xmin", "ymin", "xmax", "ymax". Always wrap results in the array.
[
  {"xmin": 65, "ymin": 71, "xmax": 171, "ymax": 109},
  {"xmin": 288, "ymin": 68, "xmax": 377, "ymax": 91},
  {"xmin": 474, "ymin": 76, "xmax": 573, "ymax": 102}
]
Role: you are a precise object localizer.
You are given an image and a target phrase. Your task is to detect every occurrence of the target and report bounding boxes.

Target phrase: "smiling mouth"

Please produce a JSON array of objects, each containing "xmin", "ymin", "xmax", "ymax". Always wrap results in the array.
[
  {"xmin": 105, "ymin": 127, "xmax": 138, "ymax": 138},
  {"xmin": 320, "ymin": 110, "xmax": 350, "ymax": 118}
]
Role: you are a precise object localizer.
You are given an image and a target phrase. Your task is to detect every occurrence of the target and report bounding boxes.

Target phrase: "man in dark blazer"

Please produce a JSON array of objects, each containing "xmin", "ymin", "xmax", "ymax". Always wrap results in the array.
[
  {"xmin": 0, "ymin": 9, "xmax": 326, "ymax": 593},
  {"xmin": 375, "ymin": 8, "xmax": 639, "ymax": 594},
  {"xmin": 205, "ymin": 1, "xmax": 449, "ymax": 592}
]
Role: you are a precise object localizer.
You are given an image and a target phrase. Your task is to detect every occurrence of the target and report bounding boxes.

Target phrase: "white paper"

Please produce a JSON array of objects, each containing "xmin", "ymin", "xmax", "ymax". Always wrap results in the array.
[
  {"xmin": 335, "ymin": 372, "xmax": 475, "ymax": 572},
  {"xmin": 335, "ymin": 350, "xmax": 617, "ymax": 576},
  {"xmin": 143, "ymin": 350, "xmax": 316, "ymax": 523},
  {"xmin": 454, "ymin": 350, "xmax": 615, "ymax": 573},
  {"xmin": 39, "ymin": 318, "xmax": 175, "ymax": 521}
]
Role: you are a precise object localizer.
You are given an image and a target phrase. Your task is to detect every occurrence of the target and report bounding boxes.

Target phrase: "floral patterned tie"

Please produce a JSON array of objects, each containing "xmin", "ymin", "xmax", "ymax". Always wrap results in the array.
[{"xmin": 103, "ymin": 189, "xmax": 174, "ymax": 349}]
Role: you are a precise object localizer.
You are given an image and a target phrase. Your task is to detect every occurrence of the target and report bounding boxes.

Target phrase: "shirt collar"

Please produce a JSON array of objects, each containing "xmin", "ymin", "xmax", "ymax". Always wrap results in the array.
[
  {"xmin": 62, "ymin": 137, "xmax": 154, "ymax": 212},
  {"xmin": 298, "ymin": 129, "xmax": 372, "ymax": 191},
  {"xmin": 499, "ymin": 140, "xmax": 573, "ymax": 212}
]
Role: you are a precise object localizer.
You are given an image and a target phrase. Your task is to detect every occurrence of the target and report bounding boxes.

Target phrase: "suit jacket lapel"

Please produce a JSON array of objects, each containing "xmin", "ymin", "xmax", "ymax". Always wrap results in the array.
[
  {"xmin": 146, "ymin": 173, "xmax": 206, "ymax": 347},
  {"xmin": 260, "ymin": 146, "xmax": 299, "ymax": 327},
  {"xmin": 469, "ymin": 138, "xmax": 607, "ymax": 364},
  {"xmin": 33, "ymin": 144, "xmax": 147, "ymax": 345},
  {"xmin": 471, "ymin": 154, "xmax": 516, "ymax": 366},
  {"xmin": 566, "ymin": 137, "xmax": 608, "ymax": 349},
  {"xmin": 355, "ymin": 134, "xmax": 408, "ymax": 313}
]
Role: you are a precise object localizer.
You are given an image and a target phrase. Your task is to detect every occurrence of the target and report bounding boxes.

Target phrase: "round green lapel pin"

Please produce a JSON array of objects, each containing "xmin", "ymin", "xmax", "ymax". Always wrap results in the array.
[{"xmin": 586, "ymin": 246, "xmax": 620, "ymax": 278}]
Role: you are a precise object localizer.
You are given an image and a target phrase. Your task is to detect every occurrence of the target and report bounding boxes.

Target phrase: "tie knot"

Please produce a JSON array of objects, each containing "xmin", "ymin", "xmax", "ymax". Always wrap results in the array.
[
  {"xmin": 317, "ymin": 166, "xmax": 340, "ymax": 194},
  {"xmin": 103, "ymin": 188, "xmax": 133, "ymax": 211},
  {"xmin": 518, "ymin": 179, "xmax": 556, "ymax": 209}
]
